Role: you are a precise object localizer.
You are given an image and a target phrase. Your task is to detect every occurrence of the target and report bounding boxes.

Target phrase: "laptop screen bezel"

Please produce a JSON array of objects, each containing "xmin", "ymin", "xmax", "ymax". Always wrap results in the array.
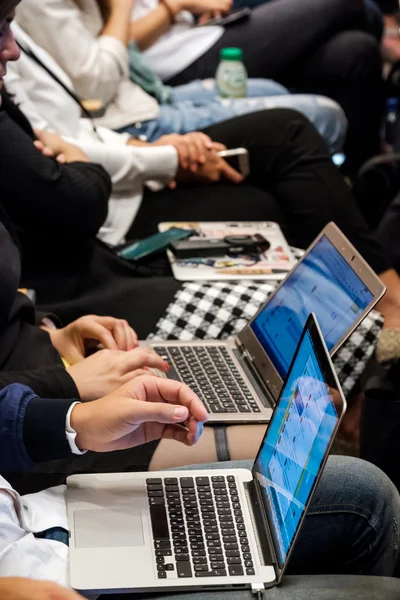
[
  {"xmin": 238, "ymin": 222, "xmax": 385, "ymax": 401},
  {"xmin": 251, "ymin": 313, "xmax": 346, "ymax": 581}
]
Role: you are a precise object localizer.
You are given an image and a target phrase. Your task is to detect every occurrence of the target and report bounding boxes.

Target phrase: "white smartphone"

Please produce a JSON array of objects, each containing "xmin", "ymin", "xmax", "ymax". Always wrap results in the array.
[{"xmin": 218, "ymin": 147, "xmax": 250, "ymax": 178}]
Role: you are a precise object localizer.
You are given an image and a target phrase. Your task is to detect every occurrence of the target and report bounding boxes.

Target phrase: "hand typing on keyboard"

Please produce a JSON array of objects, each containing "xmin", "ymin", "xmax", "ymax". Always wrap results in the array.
[{"xmin": 69, "ymin": 376, "xmax": 208, "ymax": 452}]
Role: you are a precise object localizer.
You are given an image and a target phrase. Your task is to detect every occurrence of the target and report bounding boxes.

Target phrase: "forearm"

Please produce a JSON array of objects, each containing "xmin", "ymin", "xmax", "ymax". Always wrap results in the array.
[
  {"xmin": 0, "ymin": 367, "xmax": 80, "ymax": 401},
  {"xmin": 130, "ymin": 2, "xmax": 180, "ymax": 51},
  {"xmin": 0, "ymin": 384, "xmax": 75, "ymax": 471},
  {"xmin": 102, "ymin": 1, "xmax": 135, "ymax": 47}
]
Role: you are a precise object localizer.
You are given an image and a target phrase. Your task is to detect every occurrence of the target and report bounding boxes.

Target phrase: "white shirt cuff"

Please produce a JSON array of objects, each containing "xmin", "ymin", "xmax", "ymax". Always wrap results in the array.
[{"xmin": 65, "ymin": 402, "xmax": 88, "ymax": 455}]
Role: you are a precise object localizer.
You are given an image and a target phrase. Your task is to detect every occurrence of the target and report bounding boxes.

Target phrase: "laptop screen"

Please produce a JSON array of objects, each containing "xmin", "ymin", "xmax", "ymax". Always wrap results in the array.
[
  {"xmin": 250, "ymin": 235, "xmax": 374, "ymax": 378},
  {"xmin": 253, "ymin": 323, "xmax": 340, "ymax": 567}
]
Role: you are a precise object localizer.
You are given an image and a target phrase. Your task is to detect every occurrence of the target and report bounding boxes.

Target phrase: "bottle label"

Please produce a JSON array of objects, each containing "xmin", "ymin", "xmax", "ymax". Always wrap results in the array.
[{"xmin": 216, "ymin": 62, "xmax": 247, "ymax": 99}]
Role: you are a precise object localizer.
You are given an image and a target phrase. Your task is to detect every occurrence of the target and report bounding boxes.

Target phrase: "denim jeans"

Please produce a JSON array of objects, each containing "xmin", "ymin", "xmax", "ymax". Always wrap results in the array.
[
  {"xmin": 119, "ymin": 79, "xmax": 346, "ymax": 154},
  {"xmin": 113, "ymin": 456, "xmax": 400, "ymax": 600}
]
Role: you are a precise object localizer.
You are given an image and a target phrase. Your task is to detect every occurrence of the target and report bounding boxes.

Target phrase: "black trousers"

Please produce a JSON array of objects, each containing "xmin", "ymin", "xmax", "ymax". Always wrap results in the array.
[
  {"xmin": 24, "ymin": 110, "xmax": 389, "ymax": 336},
  {"xmin": 167, "ymin": 0, "xmax": 384, "ymax": 174},
  {"xmin": 129, "ymin": 109, "xmax": 389, "ymax": 276}
]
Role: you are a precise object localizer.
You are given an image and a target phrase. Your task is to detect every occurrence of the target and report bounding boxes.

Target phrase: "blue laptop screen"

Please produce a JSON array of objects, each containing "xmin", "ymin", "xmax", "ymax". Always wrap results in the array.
[
  {"xmin": 250, "ymin": 235, "xmax": 373, "ymax": 378},
  {"xmin": 254, "ymin": 328, "xmax": 339, "ymax": 566}
]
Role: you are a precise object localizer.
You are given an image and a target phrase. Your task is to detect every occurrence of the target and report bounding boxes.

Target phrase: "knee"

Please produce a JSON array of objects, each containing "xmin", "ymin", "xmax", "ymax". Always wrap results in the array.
[
  {"xmin": 330, "ymin": 31, "xmax": 382, "ymax": 79},
  {"xmin": 322, "ymin": 456, "xmax": 400, "ymax": 534}
]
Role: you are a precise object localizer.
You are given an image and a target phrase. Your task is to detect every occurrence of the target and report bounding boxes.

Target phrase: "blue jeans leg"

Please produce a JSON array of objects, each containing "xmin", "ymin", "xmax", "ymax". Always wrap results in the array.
[
  {"xmin": 176, "ymin": 456, "xmax": 400, "ymax": 576},
  {"xmin": 118, "ymin": 92, "xmax": 346, "ymax": 154}
]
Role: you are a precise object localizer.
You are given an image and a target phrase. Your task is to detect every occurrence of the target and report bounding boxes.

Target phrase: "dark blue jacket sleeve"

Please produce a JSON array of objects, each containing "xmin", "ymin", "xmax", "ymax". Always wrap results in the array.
[
  {"xmin": 0, "ymin": 384, "xmax": 35, "ymax": 472},
  {"xmin": 0, "ymin": 384, "xmax": 76, "ymax": 471}
]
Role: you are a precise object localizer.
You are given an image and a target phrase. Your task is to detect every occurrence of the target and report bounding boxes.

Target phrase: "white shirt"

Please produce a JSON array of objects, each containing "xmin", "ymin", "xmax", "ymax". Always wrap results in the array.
[
  {"xmin": 131, "ymin": 0, "xmax": 224, "ymax": 81},
  {"xmin": 0, "ymin": 477, "xmax": 69, "ymax": 583},
  {"xmin": 16, "ymin": 0, "xmax": 160, "ymax": 130},
  {"xmin": 6, "ymin": 24, "xmax": 179, "ymax": 246}
]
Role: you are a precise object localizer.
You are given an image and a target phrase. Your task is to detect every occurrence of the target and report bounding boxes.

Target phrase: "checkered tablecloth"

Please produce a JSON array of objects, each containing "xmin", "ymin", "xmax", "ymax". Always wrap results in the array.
[{"xmin": 149, "ymin": 251, "xmax": 384, "ymax": 397}]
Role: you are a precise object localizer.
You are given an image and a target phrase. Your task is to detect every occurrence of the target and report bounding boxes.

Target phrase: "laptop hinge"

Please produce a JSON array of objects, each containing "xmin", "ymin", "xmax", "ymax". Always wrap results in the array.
[
  {"xmin": 245, "ymin": 479, "xmax": 278, "ymax": 570},
  {"xmin": 233, "ymin": 346, "xmax": 275, "ymax": 409}
]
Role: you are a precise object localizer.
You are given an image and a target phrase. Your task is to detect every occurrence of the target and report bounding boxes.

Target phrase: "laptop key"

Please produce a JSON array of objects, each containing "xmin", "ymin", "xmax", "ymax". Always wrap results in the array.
[
  {"xmin": 194, "ymin": 564, "xmax": 209, "ymax": 572},
  {"xmin": 196, "ymin": 477, "xmax": 210, "ymax": 486},
  {"xmin": 165, "ymin": 564, "xmax": 175, "ymax": 571},
  {"xmin": 226, "ymin": 550, "xmax": 240, "ymax": 557},
  {"xmin": 164, "ymin": 478, "xmax": 178, "ymax": 485},
  {"xmin": 180, "ymin": 477, "xmax": 194, "ymax": 488},
  {"xmin": 149, "ymin": 497, "xmax": 165, "ymax": 506},
  {"xmin": 154, "ymin": 540, "xmax": 171, "ymax": 549},
  {"xmin": 177, "ymin": 562, "xmax": 192, "ymax": 578},
  {"xmin": 229, "ymin": 565, "xmax": 244, "ymax": 576},
  {"xmin": 227, "ymin": 557, "xmax": 242, "ymax": 565},
  {"xmin": 246, "ymin": 568, "xmax": 255, "ymax": 575},
  {"xmin": 156, "ymin": 549, "xmax": 172, "ymax": 557},
  {"xmin": 158, "ymin": 572, "xmax": 167, "ymax": 579},
  {"xmin": 210, "ymin": 405, "xmax": 225, "ymax": 413}
]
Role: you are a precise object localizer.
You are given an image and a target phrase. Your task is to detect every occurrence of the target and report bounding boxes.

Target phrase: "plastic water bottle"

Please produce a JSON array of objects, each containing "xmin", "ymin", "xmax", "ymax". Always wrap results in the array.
[
  {"xmin": 216, "ymin": 48, "xmax": 247, "ymax": 99},
  {"xmin": 383, "ymin": 97, "xmax": 399, "ymax": 151}
]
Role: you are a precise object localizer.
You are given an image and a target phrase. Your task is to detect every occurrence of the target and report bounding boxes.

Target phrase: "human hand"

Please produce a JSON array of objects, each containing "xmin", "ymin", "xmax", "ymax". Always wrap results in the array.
[
  {"xmin": 70, "ymin": 375, "xmax": 208, "ymax": 451},
  {"xmin": 152, "ymin": 132, "xmax": 215, "ymax": 172},
  {"xmin": 45, "ymin": 315, "xmax": 139, "ymax": 364},
  {"xmin": 68, "ymin": 348, "xmax": 170, "ymax": 401},
  {"xmin": 171, "ymin": 0, "xmax": 231, "ymax": 16},
  {"xmin": 176, "ymin": 147, "xmax": 243, "ymax": 185},
  {"xmin": 0, "ymin": 578, "xmax": 84, "ymax": 600},
  {"xmin": 34, "ymin": 129, "xmax": 89, "ymax": 163}
]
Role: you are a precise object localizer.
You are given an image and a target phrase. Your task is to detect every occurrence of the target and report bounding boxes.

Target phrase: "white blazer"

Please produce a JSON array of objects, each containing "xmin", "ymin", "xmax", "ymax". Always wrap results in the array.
[
  {"xmin": 6, "ymin": 24, "xmax": 178, "ymax": 247},
  {"xmin": 0, "ymin": 476, "xmax": 69, "ymax": 584},
  {"xmin": 16, "ymin": 0, "xmax": 160, "ymax": 130}
]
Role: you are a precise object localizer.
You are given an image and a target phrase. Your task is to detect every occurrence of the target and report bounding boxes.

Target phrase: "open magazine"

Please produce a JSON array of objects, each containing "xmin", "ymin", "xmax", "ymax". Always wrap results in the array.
[{"xmin": 159, "ymin": 221, "xmax": 295, "ymax": 281}]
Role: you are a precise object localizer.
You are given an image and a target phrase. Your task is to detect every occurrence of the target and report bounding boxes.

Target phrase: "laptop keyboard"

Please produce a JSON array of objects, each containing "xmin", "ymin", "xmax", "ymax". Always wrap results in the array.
[
  {"xmin": 147, "ymin": 475, "xmax": 255, "ymax": 579},
  {"xmin": 152, "ymin": 346, "xmax": 261, "ymax": 414}
]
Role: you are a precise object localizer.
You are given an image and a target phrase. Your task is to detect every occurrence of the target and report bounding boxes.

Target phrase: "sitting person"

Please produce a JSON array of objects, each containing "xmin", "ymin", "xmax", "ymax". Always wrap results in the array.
[
  {"xmin": 0, "ymin": 13, "xmax": 399, "ymax": 353},
  {"xmin": 0, "ymin": 381, "xmax": 399, "ymax": 596},
  {"xmin": 4, "ymin": 22, "xmax": 345, "ymax": 248},
  {"xmin": 10, "ymin": 1, "xmax": 347, "ymax": 157},
  {"xmin": 8, "ymin": 20, "xmax": 347, "ymax": 158},
  {"xmin": 15, "ymin": 0, "xmax": 384, "ymax": 173}
]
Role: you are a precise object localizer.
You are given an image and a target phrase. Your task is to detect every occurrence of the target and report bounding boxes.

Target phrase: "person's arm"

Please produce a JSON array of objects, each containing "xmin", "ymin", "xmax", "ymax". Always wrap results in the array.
[
  {"xmin": 130, "ymin": 2, "xmax": 180, "ymax": 51},
  {"xmin": 0, "ymin": 579, "xmax": 85, "ymax": 600},
  {"xmin": 0, "ymin": 367, "xmax": 79, "ymax": 402},
  {"xmin": 16, "ymin": 0, "xmax": 132, "ymax": 105},
  {"xmin": 130, "ymin": 0, "xmax": 232, "ymax": 51},
  {"xmin": 0, "ymin": 384, "xmax": 76, "ymax": 472},
  {"xmin": 101, "ymin": 0, "xmax": 135, "ymax": 46},
  {"xmin": 0, "ymin": 109, "xmax": 111, "ymax": 241}
]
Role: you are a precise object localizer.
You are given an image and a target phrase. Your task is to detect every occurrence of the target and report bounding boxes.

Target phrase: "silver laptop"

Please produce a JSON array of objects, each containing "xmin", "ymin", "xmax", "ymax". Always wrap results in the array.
[
  {"xmin": 143, "ymin": 222, "xmax": 384, "ymax": 423},
  {"xmin": 67, "ymin": 314, "xmax": 346, "ymax": 594}
]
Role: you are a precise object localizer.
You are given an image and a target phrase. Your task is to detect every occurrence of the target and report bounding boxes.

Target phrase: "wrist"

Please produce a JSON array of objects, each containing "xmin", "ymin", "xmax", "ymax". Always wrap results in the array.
[{"xmin": 70, "ymin": 402, "xmax": 90, "ymax": 451}]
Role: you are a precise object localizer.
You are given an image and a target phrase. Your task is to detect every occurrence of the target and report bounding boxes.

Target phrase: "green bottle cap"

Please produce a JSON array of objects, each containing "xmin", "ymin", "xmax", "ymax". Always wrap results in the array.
[{"xmin": 220, "ymin": 47, "xmax": 243, "ymax": 61}]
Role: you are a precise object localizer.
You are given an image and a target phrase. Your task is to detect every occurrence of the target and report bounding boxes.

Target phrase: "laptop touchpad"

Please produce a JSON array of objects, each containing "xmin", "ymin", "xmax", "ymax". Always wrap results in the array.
[{"xmin": 74, "ymin": 507, "xmax": 144, "ymax": 548}]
